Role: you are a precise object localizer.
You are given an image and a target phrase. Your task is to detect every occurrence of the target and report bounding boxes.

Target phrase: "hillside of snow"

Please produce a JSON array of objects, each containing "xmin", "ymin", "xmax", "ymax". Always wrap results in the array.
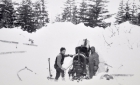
[{"xmin": 0, "ymin": 21, "xmax": 140, "ymax": 85}]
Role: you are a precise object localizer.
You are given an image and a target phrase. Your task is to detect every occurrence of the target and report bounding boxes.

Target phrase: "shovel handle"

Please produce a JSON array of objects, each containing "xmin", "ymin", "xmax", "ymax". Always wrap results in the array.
[{"xmin": 48, "ymin": 58, "xmax": 50, "ymax": 61}]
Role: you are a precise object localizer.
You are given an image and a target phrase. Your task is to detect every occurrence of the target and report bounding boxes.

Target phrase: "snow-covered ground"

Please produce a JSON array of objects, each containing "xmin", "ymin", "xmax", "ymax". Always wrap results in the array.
[{"xmin": 0, "ymin": 21, "xmax": 140, "ymax": 85}]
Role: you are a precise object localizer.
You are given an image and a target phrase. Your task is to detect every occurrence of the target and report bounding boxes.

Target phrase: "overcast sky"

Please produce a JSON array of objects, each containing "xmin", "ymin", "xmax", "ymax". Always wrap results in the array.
[{"xmin": 12, "ymin": 0, "xmax": 140, "ymax": 22}]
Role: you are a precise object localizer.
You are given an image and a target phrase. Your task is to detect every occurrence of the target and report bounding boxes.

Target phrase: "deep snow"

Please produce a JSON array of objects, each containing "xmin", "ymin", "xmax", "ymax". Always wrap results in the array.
[{"xmin": 0, "ymin": 21, "xmax": 140, "ymax": 85}]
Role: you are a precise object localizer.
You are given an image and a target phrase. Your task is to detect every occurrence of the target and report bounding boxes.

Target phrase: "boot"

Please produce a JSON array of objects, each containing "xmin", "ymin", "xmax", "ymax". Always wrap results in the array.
[
  {"xmin": 62, "ymin": 77, "xmax": 65, "ymax": 81},
  {"xmin": 54, "ymin": 79, "xmax": 58, "ymax": 82}
]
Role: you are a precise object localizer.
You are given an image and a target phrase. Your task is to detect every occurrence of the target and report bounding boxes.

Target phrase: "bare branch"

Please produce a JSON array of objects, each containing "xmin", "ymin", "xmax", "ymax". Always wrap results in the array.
[
  {"xmin": 17, "ymin": 66, "xmax": 35, "ymax": 81},
  {"xmin": 109, "ymin": 27, "xmax": 116, "ymax": 38},
  {"xmin": 115, "ymin": 25, "xmax": 120, "ymax": 35},
  {"xmin": 103, "ymin": 35, "xmax": 113, "ymax": 47},
  {"xmin": 127, "ymin": 39, "xmax": 133, "ymax": 49},
  {"xmin": 128, "ymin": 28, "xmax": 131, "ymax": 34},
  {"xmin": 124, "ymin": 30, "xmax": 127, "ymax": 33}
]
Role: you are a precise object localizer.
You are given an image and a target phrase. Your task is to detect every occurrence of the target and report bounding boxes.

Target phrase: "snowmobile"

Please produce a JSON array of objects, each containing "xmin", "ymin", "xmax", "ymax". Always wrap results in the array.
[{"xmin": 68, "ymin": 39, "xmax": 91, "ymax": 82}]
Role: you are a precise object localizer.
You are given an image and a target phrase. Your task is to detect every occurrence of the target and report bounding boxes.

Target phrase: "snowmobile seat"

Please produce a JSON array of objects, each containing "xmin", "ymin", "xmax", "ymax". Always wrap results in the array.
[{"xmin": 75, "ymin": 46, "xmax": 90, "ymax": 57}]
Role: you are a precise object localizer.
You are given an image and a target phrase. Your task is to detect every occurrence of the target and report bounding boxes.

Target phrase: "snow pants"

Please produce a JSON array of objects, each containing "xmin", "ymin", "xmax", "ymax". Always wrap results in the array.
[
  {"xmin": 89, "ymin": 63, "xmax": 98, "ymax": 79},
  {"xmin": 54, "ymin": 65, "xmax": 64, "ymax": 80}
]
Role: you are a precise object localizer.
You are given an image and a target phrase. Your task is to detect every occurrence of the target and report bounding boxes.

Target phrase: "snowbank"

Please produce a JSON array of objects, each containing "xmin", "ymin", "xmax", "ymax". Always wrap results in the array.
[{"xmin": 0, "ymin": 21, "xmax": 140, "ymax": 85}]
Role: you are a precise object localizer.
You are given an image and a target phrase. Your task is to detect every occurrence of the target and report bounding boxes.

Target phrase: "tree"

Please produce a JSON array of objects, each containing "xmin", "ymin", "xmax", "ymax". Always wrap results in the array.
[
  {"xmin": 115, "ymin": 0, "xmax": 126, "ymax": 24},
  {"xmin": 40, "ymin": 0, "xmax": 49, "ymax": 25},
  {"xmin": 0, "ymin": 0, "xmax": 15, "ymax": 28},
  {"xmin": 55, "ymin": 14, "xmax": 62, "ymax": 22},
  {"xmin": 137, "ymin": 4, "xmax": 140, "ymax": 25},
  {"xmin": 124, "ymin": 0, "xmax": 131, "ymax": 21},
  {"xmin": 61, "ymin": 0, "xmax": 75, "ymax": 22},
  {"xmin": 137, "ymin": 1, "xmax": 140, "ymax": 25},
  {"xmin": 71, "ymin": 5, "xmax": 78, "ymax": 24},
  {"xmin": 62, "ymin": 6, "xmax": 71, "ymax": 21},
  {"xmin": 85, "ymin": 0, "xmax": 109, "ymax": 27},
  {"xmin": 138, "ymin": 13, "xmax": 140, "ymax": 25},
  {"xmin": 130, "ymin": 0, "xmax": 138, "ymax": 24},
  {"xmin": 78, "ymin": 0, "xmax": 89, "ymax": 24},
  {"xmin": 33, "ymin": 0, "xmax": 49, "ymax": 27},
  {"xmin": 17, "ymin": 0, "xmax": 37, "ymax": 33},
  {"xmin": 32, "ymin": 1, "xmax": 41, "ymax": 28}
]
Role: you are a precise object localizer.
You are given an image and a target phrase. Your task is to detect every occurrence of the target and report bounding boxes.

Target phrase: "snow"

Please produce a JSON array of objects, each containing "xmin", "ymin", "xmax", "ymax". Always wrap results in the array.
[{"xmin": 0, "ymin": 21, "xmax": 140, "ymax": 85}]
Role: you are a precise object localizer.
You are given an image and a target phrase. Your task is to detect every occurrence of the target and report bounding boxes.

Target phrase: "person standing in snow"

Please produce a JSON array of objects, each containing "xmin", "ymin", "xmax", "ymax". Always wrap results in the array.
[
  {"xmin": 54, "ymin": 47, "xmax": 73, "ymax": 81},
  {"xmin": 88, "ymin": 46, "xmax": 99, "ymax": 79}
]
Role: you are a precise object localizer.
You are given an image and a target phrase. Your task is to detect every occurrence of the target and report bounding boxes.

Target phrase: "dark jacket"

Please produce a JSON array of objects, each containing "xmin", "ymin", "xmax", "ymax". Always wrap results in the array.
[
  {"xmin": 89, "ymin": 52, "xmax": 99, "ymax": 66},
  {"xmin": 54, "ymin": 53, "xmax": 70, "ymax": 68}
]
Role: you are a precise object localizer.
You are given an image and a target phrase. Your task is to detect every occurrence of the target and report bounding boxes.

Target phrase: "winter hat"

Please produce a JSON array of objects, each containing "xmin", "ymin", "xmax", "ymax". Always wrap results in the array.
[
  {"xmin": 90, "ymin": 46, "xmax": 95, "ymax": 53},
  {"xmin": 60, "ymin": 47, "xmax": 66, "ymax": 52}
]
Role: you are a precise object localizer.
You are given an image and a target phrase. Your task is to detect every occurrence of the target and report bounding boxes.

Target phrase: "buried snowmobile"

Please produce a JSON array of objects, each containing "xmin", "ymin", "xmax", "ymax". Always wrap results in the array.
[{"xmin": 68, "ymin": 39, "xmax": 92, "ymax": 81}]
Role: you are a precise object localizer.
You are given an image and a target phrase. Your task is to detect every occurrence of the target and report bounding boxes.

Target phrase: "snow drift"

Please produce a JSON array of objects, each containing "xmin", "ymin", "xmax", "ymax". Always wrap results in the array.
[{"xmin": 0, "ymin": 21, "xmax": 140, "ymax": 85}]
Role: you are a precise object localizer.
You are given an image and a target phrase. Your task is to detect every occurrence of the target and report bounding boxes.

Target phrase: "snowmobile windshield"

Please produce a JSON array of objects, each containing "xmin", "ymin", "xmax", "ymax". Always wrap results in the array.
[{"xmin": 77, "ymin": 39, "xmax": 90, "ymax": 48}]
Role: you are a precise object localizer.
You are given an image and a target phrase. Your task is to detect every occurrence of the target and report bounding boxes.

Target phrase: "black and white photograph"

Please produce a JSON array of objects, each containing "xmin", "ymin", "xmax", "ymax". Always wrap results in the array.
[{"xmin": 0, "ymin": 0, "xmax": 140, "ymax": 85}]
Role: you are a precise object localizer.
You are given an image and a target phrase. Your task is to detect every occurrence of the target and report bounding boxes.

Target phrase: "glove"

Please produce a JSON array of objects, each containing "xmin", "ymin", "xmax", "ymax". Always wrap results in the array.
[
  {"xmin": 70, "ymin": 54, "xmax": 73, "ymax": 57},
  {"xmin": 61, "ymin": 67, "xmax": 66, "ymax": 71},
  {"xmin": 68, "ymin": 54, "xmax": 73, "ymax": 57}
]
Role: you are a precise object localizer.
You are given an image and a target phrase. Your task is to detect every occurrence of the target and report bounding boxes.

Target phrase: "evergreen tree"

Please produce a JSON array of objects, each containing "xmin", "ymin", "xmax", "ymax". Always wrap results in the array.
[
  {"xmin": 33, "ymin": 1, "xmax": 45, "ymax": 28},
  {"xmin": 124, "ymin": 1, "xmax": 131, "ymax": 21},
  {"xmin": 71, "ymin": 5, "xmax": 78, "ymax": 24},
  {"xmin": 0, "ymin": 0, "xmax": 15, "ymax": 28},
  {"xmin": 32, "ymin": 0, "xmax": 49, "ymax": 27},
  {"xmin": 61, "ymin": 0, "xmax": 75, "ymax": 22},
  {"xmin": 115, "ymin": 0, "xmax": 126, "ymax": 24},
  {"xmin": 42, "ymin": 9, "xmax": 49, "ymax": 24},
  {"xmin": 137, "ymin": 2, "xmax": 140, "ymax": 25},
  {"xmin": 32, "ymin": 1, "xmax": 41, "ymax": 28},
  {"xmin": 0, "ymin": 2, "xmax": 5, "ymax": 28},
  {"xmin": 55, "ymin": 14, "xmax": 62, "ymax": 22},
  {"xmin": 138, "ymin": 13, "xmax": 140, "ymax": 25},
  {"xmin": 62, "ymin": 6, "xmax": 71, "ymax": 21},
  {"xmin": 78, "ymin": 0, "xmax": 88, "ymax": 24},
  {"xmin": 12, "ymin": 2, "xmax": 21, "ymax": 27},
  {"xmin": 130, "ymin": 0, "xmax": 138, "ymax": 24},
  {"xmin": 86, "ymin": 0, "xmax": 109, "ymax": 27},
  {"xmin": 17, "ymin": 0, "xmax": 36, "ymax": 33},
  {"xmin": 40, "ymin": 0, "xmax": 49, "ymax": 26}
]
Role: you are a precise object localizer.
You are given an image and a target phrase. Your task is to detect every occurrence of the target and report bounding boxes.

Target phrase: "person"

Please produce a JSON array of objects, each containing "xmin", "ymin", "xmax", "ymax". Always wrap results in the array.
[
  {"xmin": 88, "ymin": 46, "xmax": 99, "ymax": 79},
  {"xmin": 54, "ymin": 47, "xmax": 73, "ymax": 81}
]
